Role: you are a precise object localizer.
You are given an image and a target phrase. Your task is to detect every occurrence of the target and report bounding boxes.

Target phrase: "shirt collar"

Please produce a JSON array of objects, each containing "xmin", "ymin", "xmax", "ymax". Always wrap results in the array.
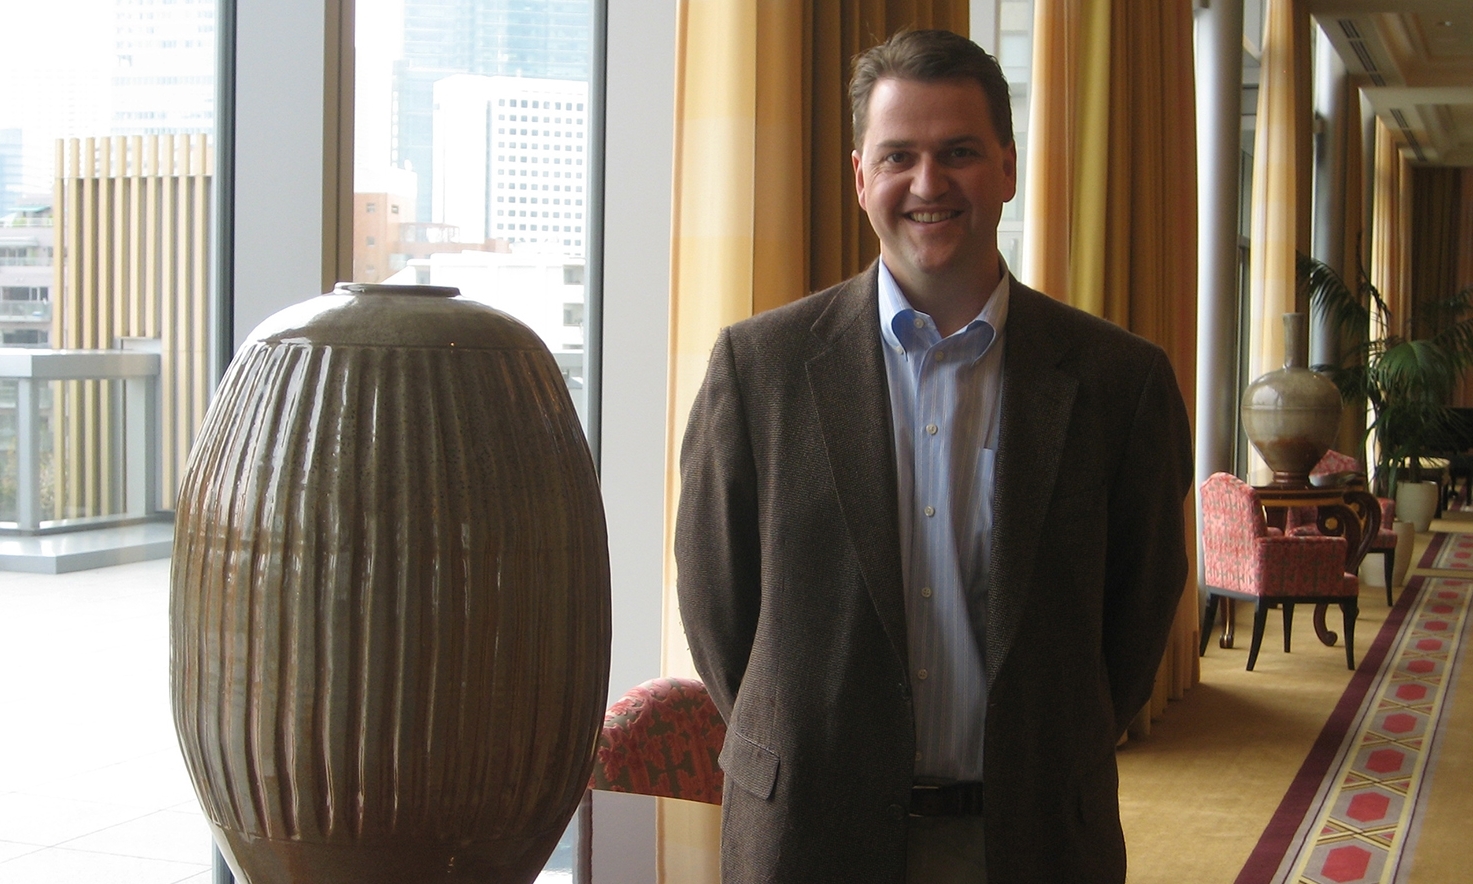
[{"xmin": 877, "ymin": 257, "xmax": 1011, "ymax": 358}]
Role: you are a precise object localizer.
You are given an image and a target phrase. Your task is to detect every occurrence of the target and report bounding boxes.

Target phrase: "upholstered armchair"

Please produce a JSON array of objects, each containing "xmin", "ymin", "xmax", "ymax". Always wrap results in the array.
[
  {"xmin": 1293, "ymin": 449, "xmax": 1401, "ymax": 604},
  {"xmin": 1200, "ymin": 472, "xmax": 1360, "ymax": 671},
  {"xmin": 588, "ymin": 677, "xmax": 726, "ymax": 805}
]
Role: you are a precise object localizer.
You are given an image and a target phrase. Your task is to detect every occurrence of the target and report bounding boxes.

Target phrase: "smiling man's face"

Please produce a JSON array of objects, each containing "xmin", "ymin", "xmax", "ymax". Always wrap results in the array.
[{"xmin": 853, "ymin": 76, "xmax": 1017, "ymax": 302}]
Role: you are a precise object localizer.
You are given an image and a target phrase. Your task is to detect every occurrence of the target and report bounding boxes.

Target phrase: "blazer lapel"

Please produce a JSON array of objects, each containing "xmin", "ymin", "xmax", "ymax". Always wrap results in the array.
[
  {"xmin": 806, "ymin": 267, "xmax": 909, "ymax": 666},
  {"xmin": 983, "ymin": 283, "xmax": 1078, "ymax": 682}
]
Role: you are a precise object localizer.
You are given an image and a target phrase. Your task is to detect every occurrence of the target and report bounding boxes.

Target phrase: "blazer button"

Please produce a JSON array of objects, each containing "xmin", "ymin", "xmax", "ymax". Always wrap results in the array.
[{"xmin": 888, "ymin": 803, "xmax": 906, "ymax": 820}]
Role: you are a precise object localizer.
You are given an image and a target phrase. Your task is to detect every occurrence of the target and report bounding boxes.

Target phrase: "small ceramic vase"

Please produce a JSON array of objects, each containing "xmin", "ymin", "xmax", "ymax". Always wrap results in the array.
[{"xmin": 170, "ymin": 284, "xmax": 610, "ymax": 883}]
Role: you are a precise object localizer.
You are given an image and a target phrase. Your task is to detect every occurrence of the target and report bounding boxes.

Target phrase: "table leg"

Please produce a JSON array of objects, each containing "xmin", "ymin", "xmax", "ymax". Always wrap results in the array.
[
  {"xmin": 1219, "ymin": 597, "xmax": 1236, "ymax": 648},
  {"xmin": 1313, "ymin": 603, "xmax": 1338, "ymax": 646}
]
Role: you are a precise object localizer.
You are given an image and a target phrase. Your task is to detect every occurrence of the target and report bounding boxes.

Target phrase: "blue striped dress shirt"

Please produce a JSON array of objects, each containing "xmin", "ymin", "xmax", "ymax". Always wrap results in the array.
[{"xmin": 877, "ymin": 258, "xmax": 1009, "ymax": 783}]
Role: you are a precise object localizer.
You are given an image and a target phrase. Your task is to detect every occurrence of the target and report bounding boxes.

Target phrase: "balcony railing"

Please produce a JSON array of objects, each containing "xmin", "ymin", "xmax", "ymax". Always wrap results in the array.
[{"xmin": 0, "ymin": 348, "xmax": 161, "ymax": 533}]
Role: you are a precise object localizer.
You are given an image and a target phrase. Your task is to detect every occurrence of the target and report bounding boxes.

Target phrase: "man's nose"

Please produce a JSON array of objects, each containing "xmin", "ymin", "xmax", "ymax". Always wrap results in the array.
[{"xmin": 910, "ymin": 155, "xmax": 948, "ymax": 200}]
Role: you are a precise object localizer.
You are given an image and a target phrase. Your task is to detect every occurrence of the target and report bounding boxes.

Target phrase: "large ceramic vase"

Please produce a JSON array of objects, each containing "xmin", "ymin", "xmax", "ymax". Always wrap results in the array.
[
  {"xmin": 170, "ymin": 284, "xmax": 611, "ymax": 883},
  {"xmin": 1241, "ymin": 313, "xmax": 1342, "ymax": 487}
]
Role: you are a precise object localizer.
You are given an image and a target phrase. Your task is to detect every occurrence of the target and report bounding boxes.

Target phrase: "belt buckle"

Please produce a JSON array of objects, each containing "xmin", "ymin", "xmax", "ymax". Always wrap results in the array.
[{"xmin": 908, "ymin": 783, "xmax": 945, "ymax": 817}]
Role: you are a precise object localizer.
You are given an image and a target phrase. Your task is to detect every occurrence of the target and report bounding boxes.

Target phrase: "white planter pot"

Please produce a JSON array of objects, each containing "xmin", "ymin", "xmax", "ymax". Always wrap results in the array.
[
  {"xmin": 1363, "ymin": 518, "xmax": 1418, "ymax": 588},
  {"xmin": 1392, "ymin": 519, "xmax": 1416, "ymax": 587},
  {"xmin": 1396, "ymin": 480, "xmax": 1440, "ymax": 533}
]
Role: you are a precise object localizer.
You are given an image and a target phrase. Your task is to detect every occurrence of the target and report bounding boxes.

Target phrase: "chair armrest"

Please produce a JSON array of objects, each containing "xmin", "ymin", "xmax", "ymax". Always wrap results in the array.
[{"xmin": 1253, "ymin": 534, "xmax": 1352, "ymax": 597}]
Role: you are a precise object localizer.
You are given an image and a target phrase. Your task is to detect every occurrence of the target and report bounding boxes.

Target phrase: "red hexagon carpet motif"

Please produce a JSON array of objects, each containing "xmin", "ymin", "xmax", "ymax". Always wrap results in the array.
[
  {"xmin": 1365, "ymin": 748, "xmax": 1405, "ymax": 775},
  {"xmin": 1395, "ymin": 683, "xmax": 1427, "ymax": 701},
  {"xmin": 1345, "ymin": 792, "xmax": 1390, "ymax": 823},
  {"xmin": 1321, "ymin": 844, "xmax": 1372, "ymax": 882},
  {"xmin": 1381, "ymin": 713, "xmax": 1416, "ymax": 734}
]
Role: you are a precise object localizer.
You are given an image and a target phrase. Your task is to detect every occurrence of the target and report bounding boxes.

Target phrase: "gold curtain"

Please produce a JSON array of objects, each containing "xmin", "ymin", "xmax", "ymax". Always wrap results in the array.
[
  {"xmin": 1409, "ymin": 167, "xmax": 1463, "ymax": 340},
  {"xmin": 664, "ymin": 0, "xmax": 967, "ymax": 678},
  {"xmin": 1022, "ymin": 0, "xmax": 1200, "ymax": 734},
  {"xmin": 1329, "ymin": 84, "xmax": 1368, "ymax": 455},
  {"xmin": 1371, "ymin": 118, "xmax": 1412, "ymax": 340},
  {"xmin": 1246, "ymin": 0, "xmax": 1313, "ymax": 470},
  {"xmin": 1460, "ymin": 170, "xmax": 1473, "ymax": 288}
]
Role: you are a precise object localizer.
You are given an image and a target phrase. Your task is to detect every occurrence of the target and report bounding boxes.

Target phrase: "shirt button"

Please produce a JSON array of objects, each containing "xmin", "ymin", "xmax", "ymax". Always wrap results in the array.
[
  {"xmin": 915, "ymin": 751, "xmax": 923, "ymax": 762},
  {"xmin": 913, "ymin": 317, "xmax": 925, "ymax": 329},
  {"xmin": 921, "ymin": 586, "xmax": 933, "ymax": 598},
  {"xmin": 894, "ymin": 345, "xmax": 904, "ymax": 354},
  {"xmin": 924, "ymin": 506, "xmax": 935, "ymax": 517},
  {"xmin": 917, "ymin": 668, "xmax": 929, "ymax": 680},
  {"xmin": 926, "ymin": 424, "xmax": 938, "ymax": 435},
  {"xmin": 935, "ymin": 350, "xmax": 945, "ymax": 361}
]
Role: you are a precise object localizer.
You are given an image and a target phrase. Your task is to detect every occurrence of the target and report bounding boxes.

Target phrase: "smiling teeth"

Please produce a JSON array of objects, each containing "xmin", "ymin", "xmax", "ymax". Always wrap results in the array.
[{"xmin": 908, "ymin": 211, "xmax": 956, "ymax": 222}]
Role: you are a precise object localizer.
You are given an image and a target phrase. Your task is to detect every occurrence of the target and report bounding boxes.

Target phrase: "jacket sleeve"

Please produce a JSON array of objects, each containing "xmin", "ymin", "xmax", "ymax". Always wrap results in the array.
[
  {"xmin": 1102, "ymin": 349, "xmax": 1194, "ymax": 736},
  {"xmin": 674, "ymin": 328, "xmax": 762, "ymax": 721}
]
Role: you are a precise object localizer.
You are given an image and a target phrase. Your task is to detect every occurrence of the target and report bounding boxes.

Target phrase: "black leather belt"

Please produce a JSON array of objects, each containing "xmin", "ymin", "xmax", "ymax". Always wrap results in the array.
[{"xmin": 909, "ymin": 781, "xmax": 985, "ymax": 816}]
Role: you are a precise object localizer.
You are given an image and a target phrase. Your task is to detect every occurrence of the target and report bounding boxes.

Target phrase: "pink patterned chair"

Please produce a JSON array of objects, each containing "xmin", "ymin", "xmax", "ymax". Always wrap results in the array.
[
  {"xmin": 1295, "ymin": 450, "xmax": 1400, "ymax": 605},
  {"xmin": 1200, "ymin": 472, "xmax": 1360, "ymax": 671},
  {"xmin": 588, "ymin": 677, "xmax": 726, "ymax": 805}
]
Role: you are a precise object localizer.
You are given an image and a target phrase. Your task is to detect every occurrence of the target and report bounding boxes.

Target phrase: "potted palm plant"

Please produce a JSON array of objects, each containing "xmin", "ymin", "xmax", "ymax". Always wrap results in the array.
[{"xmin": 1301, "ymin": 253, "xmax": 1473, "ymax": 530}]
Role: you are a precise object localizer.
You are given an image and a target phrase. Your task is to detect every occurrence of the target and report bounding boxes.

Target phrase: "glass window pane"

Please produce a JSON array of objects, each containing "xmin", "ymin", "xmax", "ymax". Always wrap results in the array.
[
  {"xmin": 0, "ymin": 0, "xmax": 221, "ymax": 877},
  {"xmin": 354, "ymin": 0, "xmax": 597, "ymax": 429}
]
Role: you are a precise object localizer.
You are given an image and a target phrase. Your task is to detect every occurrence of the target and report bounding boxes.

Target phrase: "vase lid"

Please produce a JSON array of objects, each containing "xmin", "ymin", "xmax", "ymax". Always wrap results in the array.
[{"xmin": 244, "ymin": 283, "xmax": 548, "ymax": 351}]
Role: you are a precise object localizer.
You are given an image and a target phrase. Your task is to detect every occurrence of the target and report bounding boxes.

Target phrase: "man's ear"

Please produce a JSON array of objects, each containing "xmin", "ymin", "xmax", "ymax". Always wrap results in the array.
[
  {"xmin": 853, "ymin": 149, "xmax": 868, "ymax": 211},
  {"xmin": 1003, "ymin": 141, "xmax": 1018, "ymax": 202}
]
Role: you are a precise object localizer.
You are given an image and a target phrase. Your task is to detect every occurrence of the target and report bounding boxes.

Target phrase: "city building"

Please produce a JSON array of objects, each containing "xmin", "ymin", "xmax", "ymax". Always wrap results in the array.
[
  {"xmin": 110, "ymin": 0, "xmax": 217, "ymax": 135},
  {"xmin": 353, "ymin": 164, "xmax": 418, "ymax": 283},
  {"xmin": 431, "ymin": 74, "xmax": 588, "ymax": 252},
  {"xmin": 0, "ymin": 204, "xmax": 53, "ymax": 348},
  {"xmin": 0, "ymin": 129, "xmax": 22, "ymax": 221},
  {"xmin": 392, "ymin": 0, "xmax": 592, "ymax": 221}
]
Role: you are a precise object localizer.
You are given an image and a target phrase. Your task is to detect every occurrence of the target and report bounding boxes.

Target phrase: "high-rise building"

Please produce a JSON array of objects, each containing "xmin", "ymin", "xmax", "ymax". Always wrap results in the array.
[
  {"xmin": 393, "ymin": 0, "xmax": 592, "ymax": 222},
  {"xmin": 111, "ymin": 0, "xmax": 216, "ymax": 135},
  {"xmin": 432, "ymin": 75, "xmax": 587, "ymax": 252},
  {"xmin": 0, "ymin": 130, "xmax": 21, "ymax": 221}
]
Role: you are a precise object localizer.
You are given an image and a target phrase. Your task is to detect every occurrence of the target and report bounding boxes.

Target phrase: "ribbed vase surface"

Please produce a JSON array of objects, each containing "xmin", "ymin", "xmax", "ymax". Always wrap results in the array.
[{"xmin": 170, "ymin": 284, "xmax": 611, "ymax": 883}]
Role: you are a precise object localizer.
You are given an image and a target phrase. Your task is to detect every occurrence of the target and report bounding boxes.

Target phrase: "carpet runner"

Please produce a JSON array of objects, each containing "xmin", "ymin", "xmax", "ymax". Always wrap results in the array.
[
  {"xmin": 1415, "ymin": 532, "xmax": 1473, "ymax": 572},
  {"xmin": 1234, "ymin": 575, "xmax": 1473, "ymax": 884}
]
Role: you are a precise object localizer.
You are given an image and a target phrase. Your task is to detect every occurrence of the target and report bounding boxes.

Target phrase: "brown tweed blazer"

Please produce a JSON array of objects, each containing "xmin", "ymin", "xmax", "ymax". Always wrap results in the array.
[{"xmin": 675, "ymin": 264, "xmax": 1192, "ymax": 883}]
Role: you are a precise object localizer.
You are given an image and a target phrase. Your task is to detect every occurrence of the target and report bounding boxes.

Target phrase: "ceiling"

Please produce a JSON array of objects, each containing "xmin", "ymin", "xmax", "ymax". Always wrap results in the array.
[{"xmin": 1311, "ymin": 0, "xmax": 1473, "ymax": 165}]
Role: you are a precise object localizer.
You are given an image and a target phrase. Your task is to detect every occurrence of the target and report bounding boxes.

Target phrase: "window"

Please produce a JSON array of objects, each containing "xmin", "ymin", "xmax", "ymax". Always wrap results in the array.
[
  {"xmin": 352, "ymin": 0, "xmax": 600, "ymax": 537},
  {"xmin": 0, "ymin": 0, "xmax": 224, "ymax": 873}
]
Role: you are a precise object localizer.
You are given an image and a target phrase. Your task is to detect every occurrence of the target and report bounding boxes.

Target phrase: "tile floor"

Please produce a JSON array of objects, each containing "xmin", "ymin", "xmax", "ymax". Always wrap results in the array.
[
  {"xmin": 0, "ymin": 558, "xmax": 213, "ymax": 883},
  {"xmin": 0, "ymin": 557, "xmax": 578, "ymax": 883}
]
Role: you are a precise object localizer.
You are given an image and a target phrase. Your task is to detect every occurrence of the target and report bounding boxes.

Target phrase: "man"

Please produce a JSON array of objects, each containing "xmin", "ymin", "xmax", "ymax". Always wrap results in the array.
[{"xmin": 675, "ymin": 29, "xmax": 1192, "ymax": 884}]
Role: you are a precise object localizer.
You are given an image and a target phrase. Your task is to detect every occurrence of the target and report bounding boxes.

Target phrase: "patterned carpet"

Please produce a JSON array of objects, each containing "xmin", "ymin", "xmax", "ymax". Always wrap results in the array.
[
  {"xmin": 1415, "ymin": 532, "xmax": 1473, "ymax": 572},
  {"xmin": 1234, "ymin": 575, "xmax": 1473, "ymax": 884}
]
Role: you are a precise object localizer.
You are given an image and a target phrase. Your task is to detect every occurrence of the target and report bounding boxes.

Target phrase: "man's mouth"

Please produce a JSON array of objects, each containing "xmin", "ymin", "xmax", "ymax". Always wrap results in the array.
[{"xmin": 905, "ymin": 210, "xmax": 961, "ymax": 223}]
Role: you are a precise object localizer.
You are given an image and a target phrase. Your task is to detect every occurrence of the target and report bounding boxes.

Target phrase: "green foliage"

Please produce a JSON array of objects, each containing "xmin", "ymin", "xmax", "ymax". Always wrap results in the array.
[{"xmin": 1301, "ymin": 253, "xmax": 1473, "ymax": 495}]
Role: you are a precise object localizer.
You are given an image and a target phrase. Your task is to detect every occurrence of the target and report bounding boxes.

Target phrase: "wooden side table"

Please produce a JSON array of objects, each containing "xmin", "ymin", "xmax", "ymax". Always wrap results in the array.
[{"xmin": 1215, "ymin": 484, "xmax": 1381, "ymax": 649}]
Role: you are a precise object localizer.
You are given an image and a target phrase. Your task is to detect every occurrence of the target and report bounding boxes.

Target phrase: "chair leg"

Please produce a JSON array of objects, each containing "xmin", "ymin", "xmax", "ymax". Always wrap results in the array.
[
  {"xmin": 1282, "ymin": 603, "xmax": 1295, "ymax": 652},
  {"xmin": 1247, "ymin": 602, "xmax": 1269, "ymax": 671},
  {"xmin": 1342, "ymin": 599, "xmax": 1359, "ymax": 670},
  {"xmin": 1384, "ymin": 550, "xmax": 1395, "ymax": 606},
  {"xmin": 1199, "ymin": 593, "xmax": 1218, "ymax": 656}
]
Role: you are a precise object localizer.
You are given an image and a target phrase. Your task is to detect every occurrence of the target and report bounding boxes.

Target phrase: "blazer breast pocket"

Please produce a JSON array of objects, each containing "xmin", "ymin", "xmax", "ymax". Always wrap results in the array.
[{"xmin": 719, "ymin": 728, "xmax": 780, "ymax": 801}]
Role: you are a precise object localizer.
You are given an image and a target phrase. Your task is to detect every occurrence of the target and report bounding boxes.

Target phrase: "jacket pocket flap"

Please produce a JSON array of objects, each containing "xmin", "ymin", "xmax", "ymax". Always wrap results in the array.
[{"xmin": 719, "ymin": 729, "xmax": 780, "ymax": 800}]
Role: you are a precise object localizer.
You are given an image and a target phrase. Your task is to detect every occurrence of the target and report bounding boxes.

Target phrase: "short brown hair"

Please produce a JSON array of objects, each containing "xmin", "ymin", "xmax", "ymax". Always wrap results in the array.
[{"xmin": 849, "ymin": 29, "xmax": 1014, "ymax": 150}]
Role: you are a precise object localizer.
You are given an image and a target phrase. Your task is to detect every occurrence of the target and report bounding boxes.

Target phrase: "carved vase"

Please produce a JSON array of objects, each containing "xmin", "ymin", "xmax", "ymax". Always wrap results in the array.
[
  {"xmin": 170, "ymin": 284, "xmax": 611, "ymax": 883},
  {"xmin": 1241, "ymin": 313, "xmax": 1343, "ymax": 487}
]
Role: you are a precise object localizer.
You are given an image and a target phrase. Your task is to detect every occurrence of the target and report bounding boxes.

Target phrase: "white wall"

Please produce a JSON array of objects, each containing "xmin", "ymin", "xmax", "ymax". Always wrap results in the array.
[
  {"xmin": 232, "ymin": 0, "xmax": 331, "ymax": 348},
  {"xmin": 599, "ymin": 0, "xmax": 674, "ymax": 710}
]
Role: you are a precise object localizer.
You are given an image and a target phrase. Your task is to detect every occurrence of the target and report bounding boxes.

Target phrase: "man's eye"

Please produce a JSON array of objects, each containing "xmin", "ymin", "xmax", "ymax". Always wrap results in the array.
[{"xmin": 884, "ymin": 152, "xmax": 908, "ymax": 164}]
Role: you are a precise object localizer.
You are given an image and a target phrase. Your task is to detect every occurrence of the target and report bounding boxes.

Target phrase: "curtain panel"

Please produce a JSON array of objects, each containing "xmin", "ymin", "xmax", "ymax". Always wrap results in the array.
[
  {"xmin": 1022, "ymin": 0, "xmax": 1200, "ymax": 733},
  {"xmin": 664, "ymin": 0, "xmax": 968, "ymax": 677}
]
